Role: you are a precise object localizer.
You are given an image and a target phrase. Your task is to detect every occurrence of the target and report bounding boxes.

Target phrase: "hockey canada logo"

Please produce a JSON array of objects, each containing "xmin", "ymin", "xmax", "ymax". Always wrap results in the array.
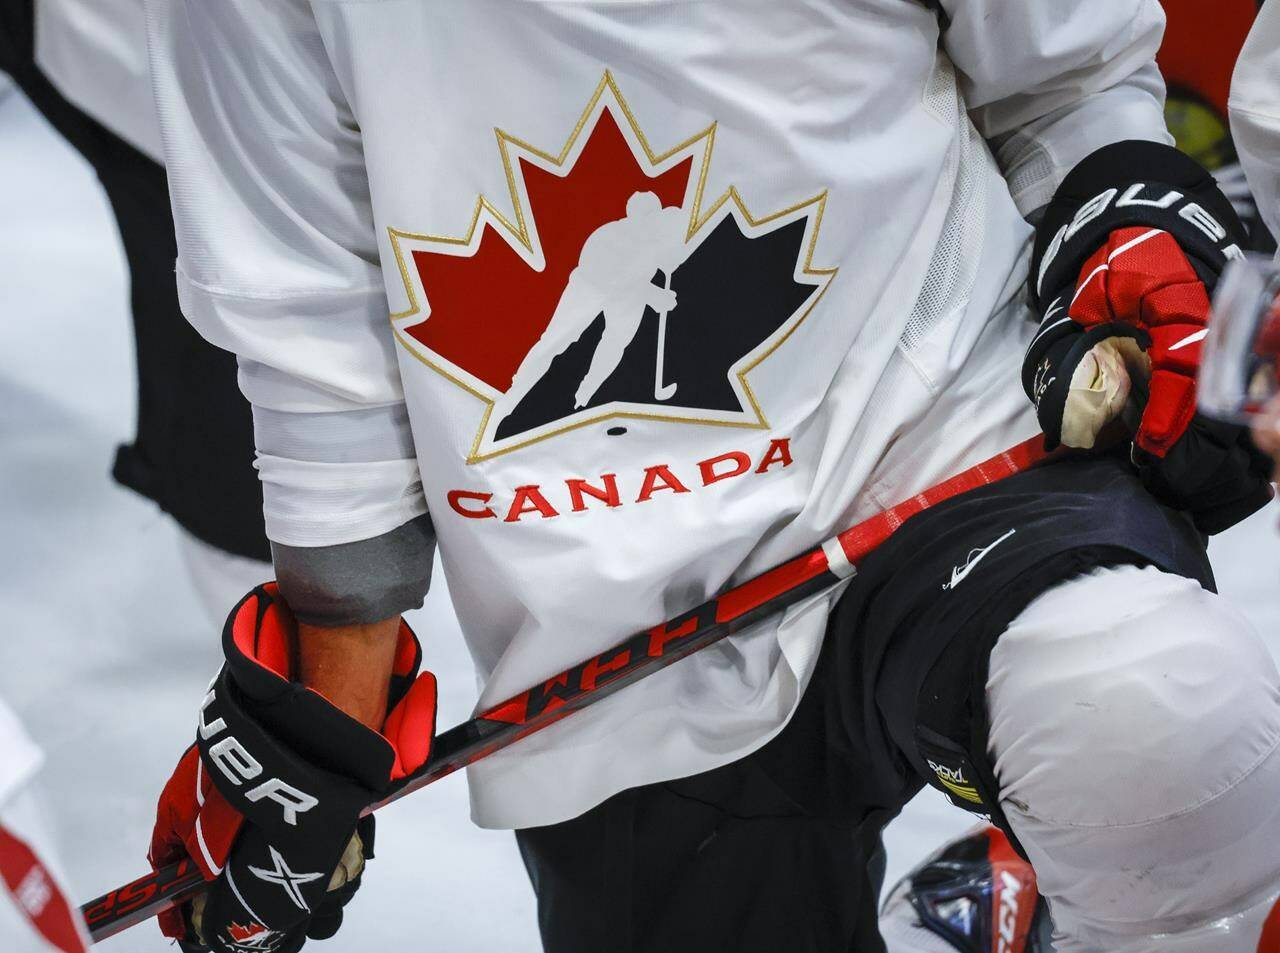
[
  {"xmin": 225, "ymin": 921, "xmax": 284, "ymax": 951},
  {"xmin": 389, "ymin": 72, "xmax": 836, "ymax": 461}
]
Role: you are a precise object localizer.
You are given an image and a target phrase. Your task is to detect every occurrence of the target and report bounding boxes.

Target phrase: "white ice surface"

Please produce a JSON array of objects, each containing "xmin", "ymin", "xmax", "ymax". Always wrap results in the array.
[{"xmin": 0, "ymin": 86, "xmax": 1277, "ymax": 952}]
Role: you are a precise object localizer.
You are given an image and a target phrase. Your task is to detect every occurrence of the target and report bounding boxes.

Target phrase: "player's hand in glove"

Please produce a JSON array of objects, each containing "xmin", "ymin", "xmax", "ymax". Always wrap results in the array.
[
  {"xmin": 1023, "ymin": 140, "xmax": 1273, "ymax": 534},
  {"xmin": 149, "ymin": 584, "xmax": 436, "ymax": 952}
]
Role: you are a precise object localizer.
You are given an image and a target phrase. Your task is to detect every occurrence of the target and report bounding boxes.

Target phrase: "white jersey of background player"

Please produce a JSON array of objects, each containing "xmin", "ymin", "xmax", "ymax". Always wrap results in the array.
[
  {"xmin": 31, "ymin": 0, "xmax": 160, "ymax": 162},
  {"xmin": 0, "ymin": 698, "xmax": 87, "ymax": 953},
  {"xmin": 1231, "ymin": 0, "xmax": 1280, "ymax": 478},
  {"xmin": 145, "ymin": 1, "xmax": 1280, "ymax": 949},
  {"xmin": 22, "ymin": 0, "xmax": 269, "ymax": 623},
  {"xmin": 1232, "ymin": 0, "xmax": 1280, "ymax": 249}
]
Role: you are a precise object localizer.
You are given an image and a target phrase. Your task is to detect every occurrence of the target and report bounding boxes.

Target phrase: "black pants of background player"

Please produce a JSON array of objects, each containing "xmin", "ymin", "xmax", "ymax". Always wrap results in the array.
[
  {"xmin": 516, "ymin": 451, "xmax": 1213, "ymax": 953},
  {"xmin": 0, "ymin": 0, "xmax": 268, "ymax": 561}
]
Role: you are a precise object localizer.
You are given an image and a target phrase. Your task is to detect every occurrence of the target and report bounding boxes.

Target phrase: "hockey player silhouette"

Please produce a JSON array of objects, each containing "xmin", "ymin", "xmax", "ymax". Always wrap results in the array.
[{"xmin": 494, "ymin": 191, "xmax": 690, "ymax": 424}]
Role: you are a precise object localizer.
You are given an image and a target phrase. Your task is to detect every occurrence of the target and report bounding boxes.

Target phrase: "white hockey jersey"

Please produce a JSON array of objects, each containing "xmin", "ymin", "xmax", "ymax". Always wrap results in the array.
[
  {"xmin": 1231, "ymin": 0, "xmax": 1280, "ymax": 245},
  {"xmin": 0, "ymin": 699, "xmax": 88, "ymax": 953},
  {"xmin": 34, "ymin": 0, "xmax": 162, "ymax": 162},
  {"xmin": 146, "ymin": 0, "xmax": 1171, "ymax": 829},
  {"xmin": 0, "ymin": 699, "xmax": 41, "ymax": 809}
]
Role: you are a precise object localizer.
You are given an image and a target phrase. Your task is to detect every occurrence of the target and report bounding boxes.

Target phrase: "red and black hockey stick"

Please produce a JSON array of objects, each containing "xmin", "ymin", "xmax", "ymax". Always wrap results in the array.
[{"xmin": 80, "ymin": 434, "xmax": 1051, "ymax": 943}]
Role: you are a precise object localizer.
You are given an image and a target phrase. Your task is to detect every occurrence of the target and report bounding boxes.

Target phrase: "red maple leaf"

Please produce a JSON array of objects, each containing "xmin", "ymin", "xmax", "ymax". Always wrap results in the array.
[
  {"xmin": 228, "ymin": 922, "xmax": 269, "ymax": 942},
  {"xmin": 403, "ymin": 108, "xmax": 693, "ymax": 393}
]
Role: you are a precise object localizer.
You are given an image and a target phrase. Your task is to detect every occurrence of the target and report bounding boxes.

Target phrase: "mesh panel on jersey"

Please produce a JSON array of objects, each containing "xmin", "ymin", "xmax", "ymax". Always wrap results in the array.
[
  {"xmin": 902, "ymin": 63, "xmax": 988, "ymax": 355},
  {"xmin": 997, "ymin": 133, "xmax": 1056, "ymax": 213},
  {"xmin": 922, "ymin": 54, "xmax": 959, "ymax": 124}
]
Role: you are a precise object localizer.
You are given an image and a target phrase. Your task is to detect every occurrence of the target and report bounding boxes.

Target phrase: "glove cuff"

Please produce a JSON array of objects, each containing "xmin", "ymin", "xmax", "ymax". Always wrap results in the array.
[
  {"xmin": 217, "ymin": 585, "xmax": 421, "ymax": 789},
  {"xmin": 1023, "ymin": 316, "xmax": 1149, "ymax": 450}
]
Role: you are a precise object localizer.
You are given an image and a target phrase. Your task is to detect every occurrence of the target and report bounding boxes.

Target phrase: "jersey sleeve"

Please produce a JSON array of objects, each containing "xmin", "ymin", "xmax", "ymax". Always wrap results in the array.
[
  {"xmin": 939, "ymin": 0, "xmax": 1172, "ymax": 216},
  {"xmin": 1229, "ymin": 1, "xmax": 1280, "ymax": 247},
  {"xmin": 146, "ymin": 0, "xmax": 432, "ymax": 622}
]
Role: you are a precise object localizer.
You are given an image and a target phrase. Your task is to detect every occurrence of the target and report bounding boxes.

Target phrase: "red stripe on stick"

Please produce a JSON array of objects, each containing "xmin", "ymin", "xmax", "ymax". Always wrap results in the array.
[
  {"xmin": 714, "ymin": 549, "xmax": 831, "ymax": 623},
  {"xmin": 833, "ymin": 438, "xmax": 1047, "ymax": 566}
]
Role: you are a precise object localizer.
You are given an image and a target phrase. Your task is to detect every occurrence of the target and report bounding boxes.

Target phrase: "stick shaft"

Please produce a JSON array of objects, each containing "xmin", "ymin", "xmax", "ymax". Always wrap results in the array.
[
  {"xmin": 81, "ymin": 435, "xmax": 1049, "ymax": 943},
  {"xmin": 653, "ymin": 270, "xmax": 676, "ymax": 399}
]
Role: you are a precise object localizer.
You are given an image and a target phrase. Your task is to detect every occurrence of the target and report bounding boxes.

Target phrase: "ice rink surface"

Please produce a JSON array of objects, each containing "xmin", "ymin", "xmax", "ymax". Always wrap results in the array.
[{"xmin": 1, "ymin": 84, "xmax": 1277, "ymax": 951}]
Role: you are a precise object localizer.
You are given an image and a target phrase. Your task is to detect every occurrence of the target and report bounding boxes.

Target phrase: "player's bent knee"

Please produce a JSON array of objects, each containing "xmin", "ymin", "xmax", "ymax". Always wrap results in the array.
[
  {"xmin": 988, "ymin": 564, "xmax": 1280, "ymax": 833},
  {"xmin": 985, "ymin": 566, "xmax": 1280, "ymax": 943}
]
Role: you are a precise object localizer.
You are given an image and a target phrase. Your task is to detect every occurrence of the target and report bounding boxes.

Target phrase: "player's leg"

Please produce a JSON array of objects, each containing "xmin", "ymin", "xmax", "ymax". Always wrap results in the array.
[
  {"xmin": 0, "ymin": 0, "xmax": 33, "ymax": 80},
  {"xmin": 516, "ymin": 768, "xmax": 885, "ymax": 953},
  {"xmin": 879, "ymin": 562, "xmax": 1280, "ymax": 953},
  {"xmin": 573, "ymin": 303, "xmax": 645, "ymax": 408},
  {"xmin": 500, "ymin": 329, "xmax": 569, "ymax": 418},
  {"xmin": 842, "ymin": 451, "xmax": 1277, "ymax": 950},
  {"xmin": 514, "ymin": 637, "xmax": 898, "ymax": 953},
  {"xmin": 497, "ymin": 278, "xmax": 599, "ymax": 419},
  {"xmin": 3, "ymin": 14, "xmax": 270, "ymax": 566},
  {"xmin": 987, "ymin": 563, "xmax": 1280, "ymax": 952}
]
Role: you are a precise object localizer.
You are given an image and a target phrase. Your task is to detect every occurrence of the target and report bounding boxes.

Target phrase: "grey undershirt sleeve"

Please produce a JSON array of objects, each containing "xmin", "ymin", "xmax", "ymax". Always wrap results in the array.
[
  {"xmin": 271, "ymin": 513, "xmax": 436, "ymax": 627},
  {"xmin": 250, "ymin": 397, "xmax": 434, "ymax": 627}
]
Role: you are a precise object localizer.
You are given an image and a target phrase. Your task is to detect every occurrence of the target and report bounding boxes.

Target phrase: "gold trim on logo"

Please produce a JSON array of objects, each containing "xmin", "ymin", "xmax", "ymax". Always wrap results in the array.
[{"xmin": 387, "ymin": 70, "xmax": 837, "ymax": 464}]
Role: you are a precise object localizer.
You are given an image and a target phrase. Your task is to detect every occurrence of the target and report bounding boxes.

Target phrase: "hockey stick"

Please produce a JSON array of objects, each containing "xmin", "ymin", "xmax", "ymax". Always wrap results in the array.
[
  {"xmin": 653, "ymin": 270, "xmax": 678, "ymax": 401},
  {"xmin": 80, "ymin": 434, "xmax": 1052, "ymax": 943}
]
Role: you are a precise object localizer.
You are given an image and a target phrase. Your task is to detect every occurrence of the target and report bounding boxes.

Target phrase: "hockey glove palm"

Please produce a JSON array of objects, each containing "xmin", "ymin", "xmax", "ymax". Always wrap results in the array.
[
  {"xmin": 1023, "ymin": 141, "xmax": 1272, "ymax": 534},
  {"xmin": 149, "ymin": 584, "xmax": 436, "ymax": 953}
]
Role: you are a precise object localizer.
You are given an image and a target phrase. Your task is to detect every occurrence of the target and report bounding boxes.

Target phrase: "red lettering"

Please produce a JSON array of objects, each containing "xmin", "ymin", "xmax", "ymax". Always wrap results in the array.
[
  {"xmin": 580, "ymin": 648, "xmax": 632, "ymax": 692},
  {"xmin": 525, "ymin": 671, "xmax": 573, "ymax": 718},
  {"xmin": 82, "ymin": 891, "xmax": 118, "ymax": 925},
  {"xmin": 159, "ymin": 859, "xmax": 196, "ymax": 893},
  {"xmin": 755, "ymin": 438, "xmax": 794, "ymax": 473},
  {"xmin": 566, "ymin": 474, "xmax": 621, "ymax": 512},
  {"xmin": 698, "ymin": 450, "xmax": 751, "ymax": 486},
  {"xmin": 647, "ymin": 617, "xmax": 699, "ymax": 657},
  {"xmin": 448, "ymin": 490, "xmax": 497, "ymax": 519},
  {"xmin": 504, "ymin": 485, "xmax": 560, "ymax": 522},
  {"xmin": 116, "ymin": 878, "xmax": 159, "ymax": 912},
  {"xmin": 636, "ymin": 464, "xmax": 690, "ymax": 502},
  {"xmin": 481, "ymin": 691, "xmax": 531, "ymax": 726}
]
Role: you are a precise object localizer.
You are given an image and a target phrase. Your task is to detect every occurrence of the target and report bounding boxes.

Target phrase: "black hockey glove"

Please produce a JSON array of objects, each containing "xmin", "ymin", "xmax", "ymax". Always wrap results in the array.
[
  {"xmin": 149, "ymin": 584, "xmax": 437, "ymax": 953},
  {"xmin": 1023, "ymin": 140, "xmax": 1273, "ymax": 534}
]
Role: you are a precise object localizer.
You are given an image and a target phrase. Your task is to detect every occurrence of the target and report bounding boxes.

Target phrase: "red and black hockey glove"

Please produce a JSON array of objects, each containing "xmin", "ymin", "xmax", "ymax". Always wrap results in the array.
[
  {"xmin": 149, "ymin": 584, "xmax": 436, "ymax": 953},
  {"xmin": 1023, "ymin": 140, "xmax": 1273, "ymax": 534}
]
